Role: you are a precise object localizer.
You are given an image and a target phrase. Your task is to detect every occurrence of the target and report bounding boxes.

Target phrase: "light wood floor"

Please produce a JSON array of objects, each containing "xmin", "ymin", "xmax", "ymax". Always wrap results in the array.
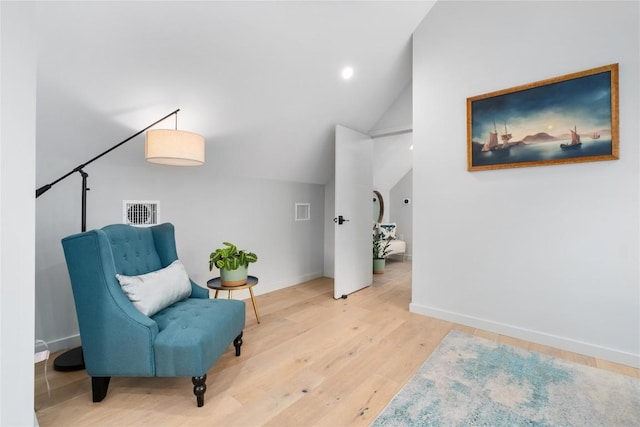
[{"xmin": 35, "ymin": 260, "xmax": 638, "ymax": 426}]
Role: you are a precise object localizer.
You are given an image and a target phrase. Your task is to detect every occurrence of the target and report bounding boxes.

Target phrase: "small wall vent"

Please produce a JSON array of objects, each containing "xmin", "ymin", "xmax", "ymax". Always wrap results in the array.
[
  {"xmin": 295, "ymin": 203, "xmax": 310, "ymax": 221},
  {"xmin": 123, "ymin": 200, "xmax": 160, "ymax": 227}
]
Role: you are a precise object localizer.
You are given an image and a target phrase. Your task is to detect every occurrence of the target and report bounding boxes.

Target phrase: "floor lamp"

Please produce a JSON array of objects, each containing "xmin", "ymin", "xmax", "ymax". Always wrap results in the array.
[{"xmin": 36, "ymin": 108, "xmax": 205, "ymax": 371}]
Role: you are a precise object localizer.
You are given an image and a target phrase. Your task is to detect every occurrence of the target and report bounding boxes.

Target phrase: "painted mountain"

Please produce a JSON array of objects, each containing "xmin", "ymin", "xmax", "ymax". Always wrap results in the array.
[{"xmin": 521, "ymin": 132, "xmax": 558, "ymax": 143}]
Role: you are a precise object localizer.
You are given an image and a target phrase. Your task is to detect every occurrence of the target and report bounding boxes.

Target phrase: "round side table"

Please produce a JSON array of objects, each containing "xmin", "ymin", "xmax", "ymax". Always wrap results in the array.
[{"xmin": 207, "ymin": 275, "xmax": 260, "ymax": 324}]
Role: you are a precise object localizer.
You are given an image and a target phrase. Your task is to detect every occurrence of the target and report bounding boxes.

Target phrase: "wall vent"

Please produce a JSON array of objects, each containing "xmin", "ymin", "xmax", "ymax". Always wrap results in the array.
[
  {"xmin": 295, "ymin": 203, "xmax": 310, "ymax": 221},
  {"xmin": 123, "ymin": 200, "xmax": 160, "ymax": 227}
]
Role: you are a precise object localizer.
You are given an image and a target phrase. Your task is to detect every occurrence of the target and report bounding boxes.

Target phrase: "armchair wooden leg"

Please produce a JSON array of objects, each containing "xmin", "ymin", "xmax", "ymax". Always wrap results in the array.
[
  {"xmin": 91, "ymin": 376, "xmax": 111, "ymax": 402},
  {"xmin": 192, "ymin": 375, "xmax": 207, "ymax": 407},
  {"xmin": 234, "ymin": 332, "xmax": 243, "ymax": 356}
]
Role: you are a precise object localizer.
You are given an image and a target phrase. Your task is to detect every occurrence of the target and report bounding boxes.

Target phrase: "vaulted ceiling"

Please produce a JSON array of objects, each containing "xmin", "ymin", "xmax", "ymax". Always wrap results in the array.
[{"xmin": 35, "ymin": 1, "xmax": 435, "ymax": 185}]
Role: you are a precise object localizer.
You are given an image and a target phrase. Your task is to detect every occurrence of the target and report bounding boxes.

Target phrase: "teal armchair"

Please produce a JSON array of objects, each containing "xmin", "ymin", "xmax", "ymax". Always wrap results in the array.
[{"xmin": 61, "ymin": 223, "xmax": 245, "ymax": 407}]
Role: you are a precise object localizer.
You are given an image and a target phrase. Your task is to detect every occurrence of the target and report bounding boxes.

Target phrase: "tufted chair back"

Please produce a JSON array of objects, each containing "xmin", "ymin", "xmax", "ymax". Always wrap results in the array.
[{"xmin": 102, "ymin": 225, "xmax": 164, "ymax": 276}]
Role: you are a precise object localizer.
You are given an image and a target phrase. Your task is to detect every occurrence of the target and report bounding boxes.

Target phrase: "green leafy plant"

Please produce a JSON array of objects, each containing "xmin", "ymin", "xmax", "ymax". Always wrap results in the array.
[
  {"xmin": 373, "ymin": 233, "xmax": 391, "ymax": 260},
  {"xmin": 209, "ymin": 242, "xmax": 258, "ymax": 271}
]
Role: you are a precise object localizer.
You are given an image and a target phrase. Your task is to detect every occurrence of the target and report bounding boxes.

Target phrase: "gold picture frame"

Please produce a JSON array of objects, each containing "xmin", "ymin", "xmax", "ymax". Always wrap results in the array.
[{"xmin": 467, "ymin": 64, "xmax": 619, "ymax": 171}]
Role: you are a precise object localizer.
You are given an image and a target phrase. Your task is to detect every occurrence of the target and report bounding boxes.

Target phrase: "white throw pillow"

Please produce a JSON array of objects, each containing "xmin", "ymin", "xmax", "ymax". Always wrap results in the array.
[{"xmin": 116, "ymin": 260, "xmax": 192, "ymax": 316}]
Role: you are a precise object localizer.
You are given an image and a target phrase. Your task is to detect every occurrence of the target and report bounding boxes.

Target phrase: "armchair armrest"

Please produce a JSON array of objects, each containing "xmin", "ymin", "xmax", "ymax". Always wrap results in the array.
[{"xmin": 190, "ymin": 280, "xmax": 210, "ymax": 299}]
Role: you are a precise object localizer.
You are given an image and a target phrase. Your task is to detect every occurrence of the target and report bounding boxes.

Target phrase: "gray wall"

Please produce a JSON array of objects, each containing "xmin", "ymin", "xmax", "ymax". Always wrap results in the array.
[
  {"xmin": 324, "ymin": 175, "xmax": 335, "ymax": 278},
  {"xmin": 35, "ymin": 136, "xmax": 325, "ymax": 353},
  {"xmin": 412, "ymin": 0, "xmax": 639, "ymax": 367}
]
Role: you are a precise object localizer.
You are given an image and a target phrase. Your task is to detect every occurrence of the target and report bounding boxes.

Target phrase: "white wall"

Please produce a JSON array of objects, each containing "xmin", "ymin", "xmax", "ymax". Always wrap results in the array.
[
  {"xmin": 370, "ymin": 81, "xmax": 412, "ymax": 137},
  {"xmin": 35, "ymin": 146, "xmax": 326, "ymax": 351},
  {"xmin": 1, "ymin": 2, "xmax": 37, "ymax": 424},
  {"xmin": 373, "ymin": 132, "xmax": 413, "ymax": 212},
  {"xmin": 412, "ymin": 0, "xmax": 639, "ymax": 367},
  {"xmin": 370, "ymin": 74, "xmax": 414, "ymax": 261},
  {"xmin": 390, "ymin": 170, "xmax": 413, "ymax": 260}
]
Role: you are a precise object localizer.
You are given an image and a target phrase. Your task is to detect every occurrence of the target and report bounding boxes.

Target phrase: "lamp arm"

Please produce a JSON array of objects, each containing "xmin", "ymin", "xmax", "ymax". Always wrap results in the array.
[{"xmin": 35, "ymin": 108, "xmax": 180, "ymax": 198}]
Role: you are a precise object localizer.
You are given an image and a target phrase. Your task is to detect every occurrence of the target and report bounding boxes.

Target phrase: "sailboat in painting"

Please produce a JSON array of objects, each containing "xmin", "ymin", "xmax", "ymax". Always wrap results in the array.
[
  {"xmin": 481, "ymin": 122, "xmax": 512, "ymax": 152},
  {"xmin": 561, "ymin": 125, "xmax": 582, "ymax": 149},
  {"xmin": 481, "ymin": 123, "xmax": 498, "ymax": 152}
]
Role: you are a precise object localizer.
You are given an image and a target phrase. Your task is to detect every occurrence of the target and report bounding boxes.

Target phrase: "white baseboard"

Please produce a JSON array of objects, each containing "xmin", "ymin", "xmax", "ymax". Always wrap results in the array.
[
  {"xmin": 36, "ymin": 334, "xmax": 81, "ymax": 354},
  {"xmin": 388, "ymin": 253, "xmax": 411, "ymax": 262},
  {"xmin": 255, "ymin": 272, "xmax": 324, "ymax": 296},
  {"xmin": 410, "ymin": 303, "xmax": 640, "ymax": 369}
]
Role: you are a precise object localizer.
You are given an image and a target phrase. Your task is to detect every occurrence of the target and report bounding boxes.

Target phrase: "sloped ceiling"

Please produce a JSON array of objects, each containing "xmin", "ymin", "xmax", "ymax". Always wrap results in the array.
[{"xmin": 35, "ymin": 1, "xmax": 435, "ymax": 185}]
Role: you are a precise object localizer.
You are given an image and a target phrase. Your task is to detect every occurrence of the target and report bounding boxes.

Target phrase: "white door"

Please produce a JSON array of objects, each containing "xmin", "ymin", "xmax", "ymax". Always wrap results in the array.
[{"xmin": 334, "ymin": 125, "xmax": 373, "ymax": 299}]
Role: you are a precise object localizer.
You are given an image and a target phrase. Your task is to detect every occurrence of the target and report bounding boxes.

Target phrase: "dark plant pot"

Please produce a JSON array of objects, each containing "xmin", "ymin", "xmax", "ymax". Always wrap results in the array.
[
  {"xmin": 373, "ymin": 258, "xmax": 385, "ymax": 274},
  {"xmin": 220, "ymin": 265, "xmax": 248, "ymax": 287}
]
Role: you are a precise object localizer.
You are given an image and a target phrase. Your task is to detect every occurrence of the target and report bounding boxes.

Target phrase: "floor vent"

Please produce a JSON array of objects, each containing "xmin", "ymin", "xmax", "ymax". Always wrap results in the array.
[
  {"xmin": 295, "ymin": 203, "xmax": 310, "ymax": 221},
  {"xmin": 123, "ymin": 200, "xmax": 160, "ymax": 227}
]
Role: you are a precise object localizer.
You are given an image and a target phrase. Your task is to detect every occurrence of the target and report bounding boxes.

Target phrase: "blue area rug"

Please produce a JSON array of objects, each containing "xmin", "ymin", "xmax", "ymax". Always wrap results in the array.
[{"xmin": 372, "ymin": 330, "xmax": 639, "ymax": 426}]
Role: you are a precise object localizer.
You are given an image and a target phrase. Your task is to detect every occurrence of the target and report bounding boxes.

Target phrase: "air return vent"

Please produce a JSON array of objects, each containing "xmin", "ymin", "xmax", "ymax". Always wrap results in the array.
[
  {"xmin": 123, "ymin": 200, "xmax": 159, "ymax": 227},
  {"xmin": 295, "ymin": 203, "xmax": 310, "ymax": 221}
]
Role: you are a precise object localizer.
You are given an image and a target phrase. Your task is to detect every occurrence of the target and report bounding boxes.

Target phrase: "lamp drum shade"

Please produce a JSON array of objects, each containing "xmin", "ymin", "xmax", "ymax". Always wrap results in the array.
[{"xmin": 145, "ymin": 129, "xmax": 205, "ymax": 166}]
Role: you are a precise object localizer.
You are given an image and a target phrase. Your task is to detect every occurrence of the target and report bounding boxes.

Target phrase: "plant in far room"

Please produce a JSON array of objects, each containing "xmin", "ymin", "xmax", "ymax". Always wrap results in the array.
[
  {"xmin": 209, "ymin": 242, "xmax": 258, "ymax": 287},
  {"xmin": 373, "ymin": 232, "xmax": 391, "ymax": 274}
]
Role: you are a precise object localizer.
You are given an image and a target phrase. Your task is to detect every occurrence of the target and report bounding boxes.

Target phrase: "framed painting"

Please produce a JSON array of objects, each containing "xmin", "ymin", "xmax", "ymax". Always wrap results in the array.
[{"xmin": 467, "ymin": 64, "xmax": 619, "ymax": 171}]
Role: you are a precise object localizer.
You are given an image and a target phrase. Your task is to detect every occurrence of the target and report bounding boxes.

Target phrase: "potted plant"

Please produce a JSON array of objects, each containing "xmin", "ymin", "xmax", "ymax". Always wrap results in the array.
[
  {"xmin": 373, "ymin": 232, "xmax": 391, "ymax": 274},
  {"xmin": 209, "ymin": 242, "xmax": 258, "ymax": 287}
]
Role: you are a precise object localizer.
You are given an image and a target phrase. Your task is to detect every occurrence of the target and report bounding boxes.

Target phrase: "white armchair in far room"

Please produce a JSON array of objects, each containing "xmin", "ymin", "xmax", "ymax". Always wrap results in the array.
[{"xmin": 376, "ymin": 222, "xmax": 406, "ymax": 261}]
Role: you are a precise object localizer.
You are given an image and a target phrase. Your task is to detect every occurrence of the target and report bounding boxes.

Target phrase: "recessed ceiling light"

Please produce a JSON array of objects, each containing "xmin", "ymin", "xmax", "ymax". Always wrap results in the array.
[{"xmin": 341, "ymin": 66, "xmax": 354, "ymax": 80}]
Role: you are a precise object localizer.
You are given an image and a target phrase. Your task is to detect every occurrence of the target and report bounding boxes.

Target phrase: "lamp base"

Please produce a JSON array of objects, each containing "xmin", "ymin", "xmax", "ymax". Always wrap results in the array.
[{"xmin": 53, "ymin": 346, "xmax": 85, "ymax": 371}]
